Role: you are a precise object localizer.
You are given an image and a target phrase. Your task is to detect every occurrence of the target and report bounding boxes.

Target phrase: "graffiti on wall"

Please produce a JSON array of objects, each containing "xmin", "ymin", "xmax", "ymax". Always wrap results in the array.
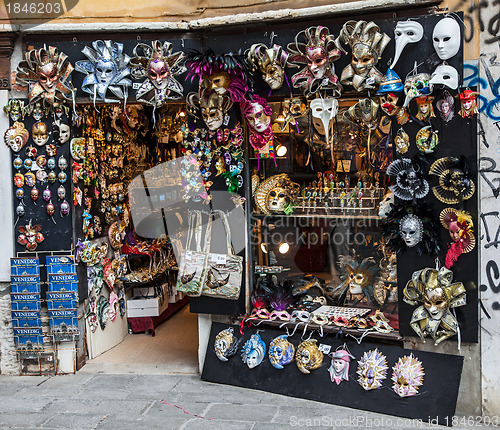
[
  {"xmin": 453, "ymin": 0, "xmax": 500, "ymax": 44},
  {"xmin": 464, "ymin": 58, "xmax": 500, "ymax": 120}
]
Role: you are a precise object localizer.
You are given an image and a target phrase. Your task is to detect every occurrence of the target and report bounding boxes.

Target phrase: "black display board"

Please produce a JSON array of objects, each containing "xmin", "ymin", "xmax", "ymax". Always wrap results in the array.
[{"xmin": 203, "ymin": 323, "xmax": 464, "ymax": 426}]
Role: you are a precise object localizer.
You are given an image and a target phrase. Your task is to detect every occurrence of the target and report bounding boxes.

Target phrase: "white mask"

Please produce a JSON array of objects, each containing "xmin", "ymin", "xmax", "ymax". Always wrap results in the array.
[
  {"xmin": 430, "ymin": 64, "xmax": 459, "ymax": 90},
  {"xmin": 432, "ymin": 17, "xmax": 461, "ymax": 61},
  {"xmin": 58, "ymin": 123, "xmax": 71, "ymax": 144},
  {"xmin": 378, "ymin": 191, "xmax": 395, "ymax": 218},
  {"xmin": 390, "ymin": 21, "xmax": 424, "ymax": 69},
  {"xmin": 310, "ymin": 97, "xmax": 338, "ymax": 146}
]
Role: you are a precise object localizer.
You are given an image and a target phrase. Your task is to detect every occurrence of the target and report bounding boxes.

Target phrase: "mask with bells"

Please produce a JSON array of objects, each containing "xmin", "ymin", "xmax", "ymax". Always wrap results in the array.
[
  {"xmin": 60, "ymin": 200, "xmax": 70, "ymax": 216},
  {"xmin": 3, "ymin": 100, "xmax": 25, "ymax": 122},
  {"xmin": 399, "ymin": 214, "xmax": 424, "ymax": 248},
  {"xmin": 248, "ymin": 44, "xmax": 290, "ymax": 90},
  {"xmin": 415, "ymin": 96, "xmax": 435, "ymax": 121},
  {"xmin": 186, "ymin": 88, "xmax": 233, "ymax": 132}
]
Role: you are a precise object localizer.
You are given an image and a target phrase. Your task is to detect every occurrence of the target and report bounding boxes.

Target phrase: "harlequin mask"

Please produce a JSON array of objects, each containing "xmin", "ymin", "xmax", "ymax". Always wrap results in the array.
[
  {"xmin": 17, "ymin": 221, "xmax": 44, "ymax": 251},
  {"xmin": 400, "ymin": 214, "xmax": 424, "ymax": 247},
  {"xmin": 390, "ymin": 20, "xmax": 424, "ymax": 69},
  {"xmin": 357, "ymin": 349, "xmax": 388, "ymax": 390},
  {"xmin": 241, "ymin": 334, "xmax": 266, "ymax": 369},
  {"xmin": 415, "ymin": 96, "xmax": 435, "ymax": 121},
  {"xmin": 392, "ymin": 354, "xmax": 424, "ymax": 397},
  {"xmin": 53, "ymin": 120, "xmax": 71, "ymax": 144},
  {"xmin": 296, "ymin": 339, "xmax": 323, "ymax": 374},
  {"xmin": 436, "ymin": 91, "xmax": 455, "ymax": 122},
  {"xmin": 337, "ymin": 20, "xmax": 391, "ymax": 91},
  {"xmin": 248, "ymin": 44, "xmax": 290, "ymax": 90},
  {"xmin": 30, "ymin": 102, "xmax": 45, "ymax": 121},
  {"xmin": 58, "ymin": 172, "xmax": 67, "ymax": 183},
  {"xmin": 329, "ymin": 345, "xmax": 355, "ymax": 385},
  {"xmin": 4, "ymin": 122, "xmax": 29, "ymax": 152},
  {"xmin": 287, "ymin": 26, "xmax": 342, "ymax": 97},
  {"xmin": 3, "ymin": 100, "xmax": 25, "ymax": 122},
  {"xmin": 32, "ymin": 122, "xmax": 49, "ymax": 146},
  {"xmin": 214, "ymin": 327, "xmax": 240, "ymax": 362},
  {"xmin": 42, "ymin": 187, "xmax": 51, "ymax": 202},
  {"xmin": 403, "ymin": 72, "xmax": 433, "ymax": 107},
  {"xmin": 268, "ymin": 335, "xmax": 295, "ymax": 369},
  {"xmin": 458, "ymin": 89, "xmax": 479, "ymax": 118},
  {"xmin": 403, "ymin": 267, "xmax": 466, "ymax": 344},
  {"xmin": 378, "ymin": 190, "xmax": 395, "ymax": 218},
  {"xmin": 433, "ymin": 17, "xmax": 461, "ymax": 60}
]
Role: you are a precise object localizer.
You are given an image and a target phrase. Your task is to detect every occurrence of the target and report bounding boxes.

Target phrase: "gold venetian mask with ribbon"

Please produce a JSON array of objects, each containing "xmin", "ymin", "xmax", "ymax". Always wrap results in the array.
[{"xmin": 296, "ymin": 339, "xmax": 323, "ymax": 374}]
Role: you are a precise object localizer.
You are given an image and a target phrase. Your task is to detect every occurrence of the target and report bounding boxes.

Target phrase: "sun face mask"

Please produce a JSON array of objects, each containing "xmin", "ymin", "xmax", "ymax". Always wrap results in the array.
[
  {"xmin": 357, "ymin": 349, "xmax": 388, "ymax": 390},
  {"xmin": 337, "ymin": 20, "xmax": 391, "ymax": 91},
  {"xmin": 433, "ymin": 17, "xmax": 461, "ymax": 61},
  {"xmin": 390, "ymin": 20, "xmax": 424, "ymax": 69},
  {"xmin": 403, "ymin": 267, "xmax": 466, "ymax": 344},
  {"xmin": 214, "ymin": 327, "xmax": 240, "ymax": 362},
  {"xmin": 130, "ymin": 40, "xmax": 186, "ymax": 107},
  {"xmin": 392, "ymin": 354, "xmax": 425, "ymax": 397},
  {"xmin": 296, "ymin": 339, "xmax": 323, "ymax": 374},
  {"xmin": 287, "ymin": 26, "xmax": 342, "ymax": 97},
  {"xmin": 254, "ymin": 173, "xmax": 299, "ymax": 215},
  {"xmin": 241, "ymin": 333, "xmax": 266, "ymax": 369},
  {"xmin": 268, "ymin": 335, "xmax": 295, "ymax": 369},
  {"xmin": 32, "ymin": 122, "xmax": 49, "ymax": 146},
  {"xmin": 430, "ymin": 64, "xmax": 459, "ymax": 90},
  {"xmin": 4, "ymin": 122, "xmax": 29, "ymax": 152},
  {"xmin": 248, "ymin": 44, "xmax": 291, "ymax": 90},
  {"xmin": 328, "ymin": 346, "xmax": 355, "ymax": 385}
]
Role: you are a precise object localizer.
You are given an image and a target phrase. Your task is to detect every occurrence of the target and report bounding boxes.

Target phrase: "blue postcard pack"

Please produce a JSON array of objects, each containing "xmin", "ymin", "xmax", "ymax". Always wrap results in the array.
[
  {"xmin": 10, "ymin": 275, "xmax": 41, "ymax": 294},
  {"xmin": 46, "ymin": 256, "xmax": 76, "ymax": 274},
  {"xmin": 10, "ymin": 293, "xmax": 41, "ymax": 311},
  {"xmin": 47, "ymin": 273, "xmax": 78, "ymax": 293},
  {"xmin": 46, "ymin": 291, "xmax": 78, "ymax": 310},
  {"xmin": 13, "ymin": 327, "xmax": 44, "ymax": 350},
  {"xmin": 10, "ymin": 258, "xmax": 40, "ymax": 276},
  {"xmin": 11, "ymin": 310, "xmax": 41, "ymax": 328}
]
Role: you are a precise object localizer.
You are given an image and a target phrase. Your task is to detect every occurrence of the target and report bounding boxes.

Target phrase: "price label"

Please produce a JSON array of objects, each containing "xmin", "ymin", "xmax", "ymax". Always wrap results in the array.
[
  {"xmin": 336, "ymin": 160, "xmax": 351, "ymax": 172},
  {"xmin": 132, "ymin": 82, "xmax": 141, "ymax": 90},
  {"xmin": 366, "ymin": 77, "xmax": 375, "ymax": 85},
  {"xmin": 223, "ymin": 114, "xmax": 230, "ymax": 126},
  {"xmin": 318, "ymin": 344, "xmax": 331, "ymax": 354},
  {"xmin": 210, "ymin": 253, "xmax": 227, "ymax": 265}
]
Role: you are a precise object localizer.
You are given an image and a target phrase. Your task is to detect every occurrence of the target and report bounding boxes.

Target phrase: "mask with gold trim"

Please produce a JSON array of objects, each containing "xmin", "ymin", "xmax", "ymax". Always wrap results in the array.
[
  {"xmin": 248, "ymin": 44, "xmax": 291, "ymax": 90},
  {"xmin": 215, "ymin": 327, "xmax": 240, "ymax": 362},
  {"xmin": 269, "ymin": 335, "xmax": 295, "ymax": 369},
  {"xmin": 357, "ymin": 348, "xmax": 388, "ymax": 390},
  {"xmin": 296, "ymin": 339, "xmax": 323, "ymax": 374},
  {"xmin": 392, "ymin": 354, "xmax": 424, "ymax": 397},
  {"xmin": 241, "ymin": 333, "xmax": 266, "ymax": 369}
]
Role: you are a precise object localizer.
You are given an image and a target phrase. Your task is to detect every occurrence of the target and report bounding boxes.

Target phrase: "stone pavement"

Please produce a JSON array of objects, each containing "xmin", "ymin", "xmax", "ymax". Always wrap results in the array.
[{"xmin": 0, "ymin": 373, "xmax": 490, "ymax": 429}]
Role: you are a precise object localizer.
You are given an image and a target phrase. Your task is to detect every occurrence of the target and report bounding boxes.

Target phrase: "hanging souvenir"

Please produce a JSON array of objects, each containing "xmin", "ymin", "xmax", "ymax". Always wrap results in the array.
[
  {"xmin": 357, "ymin": 349, "xmax": 388, "ymax": 390},
  {"xmin": 247, "ymin": 43, "xmax": 292, "ymax": 90},
  {"xmin": 268, "ymin": 335, "xmax": 295, "ymax": 369},
  {"xmin": 42, "ymin": 187, "xmax": 51, "ymax": 202},
  {"xmin": 3, "ymin": 100, "xmax": 25, "ymax": 122},
  {"xmin": 53, "ymin": 101, "xmax": 70, "ymax": 119},
  {"xmin": 240, "ymin": 95, "xmax": 273, "ymax": 152},
  {"xmin": 47, "ymin": 158, "xmax": 56, "ymax": 170},
  {"xmin": 32, "ymin": 122, "xmax": 49, "ymax": 146},
  {"xmin": 57, "ymin": 185, "xmax": 66, "ymax": 200},
  {"xmin": 46, "ymin": 144, "xmax": 57, "ymax": 157},
  {"xmin": 186, "ymin": 49, "xmax": 249, "ymax": 102},
  {"xmin": 24, "ymin": 172, "xmax": 36, "ymax": 188},
  {"xmin": 46, "ymin": 201, "xmax": 56, "ymax": 222},
  {"xmin": 75, "ymin": 40, "xmax": 132, "ymax": 104},
  {"xmin": 415, "ymin": 125, "xmax": 438, "ymax": 153},
  {"xmin": 53, "ymin": 120, "xmax": 71, "ymax": 145},
  {"xmin": 430, "ymin": 157, "xmax": 475, "ymax": 204},
  {"xmin": 281, "ymin": 96, "xmax": 309, "ymax": 131},
  {"xmin": 254, "ymin": 173, "xmax": 300, "ymax": 215},
  {"xmin": 458, "ymin": 89, "xmax": 479, "ymax": 118},
  {"xmin": 58, "ymin": 172, "xmax": 67, "ymax": 183},
  {"xmin": 287, "ymin": 26, "xmax": 342, "ymax": 97},
  {"xmin": 186, "ymin": 88, "xmax": 232, "ymax": 132},
  {"xmin": 394, "ymin": 128, "xmax": 410, "ymax": 154},
  {"xmin": 23, "ymin": 158, "xmax": 33, "ymax": 170},
  {"xmin": 296, "ymin": 339, "xmax": 323, "ymax": 374},
  {"xmin": 392, "ymin": 354, "xmax": 425, "ymax": 397},
  {"xmin": 415, "ymin": 96, "xmax": 435, "ymax": 121},
  {"xmin": 15, "ymin": 201, "xmax": 25, "ymax": 220},
  {"xmin": 15, "ymin": 46, "xmax": 74, "ymax": 108},
  {"xmin": 47, "ymin": 170, "xmax": 57, "ymax": 184},
  {"xmin": 387, "ymin": 158, "xmax": 429, "ymax": 201},
  {"xmin": 440, "ymin": 208, "xmax": 475, "ymax": 268},
  {"xmin": 17, "ymin": 221, "xmax": 44, "ymax": 251},
  {"xmin": 36, "ymin": 155, "xmax": 47, "ymax": 169},
  {"xmin": 403, "ymin": 267, "xmax": 466, "ymax": 344},
  {"xmin": 328, "ymin": 345, "xmax": 355, "ymax": 385},
  {"xmin": 30, "ymin": 187, "xmax": 39, "ymax": 203},
  {"xmin": 35, "ymin": 169, "xmax": 47, "ymax": 185},
  {"xmin": 130, "ymin": 40, "xmax": 186, "ymax": 107},
  {"xmin": 60, "ymin": 200, "xmax": 70, "ymax": 217},
  {"xmin": 25, "ymin": 145, "xmax": 37, "ymax": 159},
  {"xmin": 97, "ymin": 295, "xmax": 110, "ymax": 330},
  {"xmin": 4, "ymin": 122, "xmax": 29, "ymax": 152},
  {"xmin": 13, "ymin": 157, "xmax": 23, "ymax": 170},
  {"xmin": 214, "ymin": 327, "xmax": 240, "ymax": 362},
  {"xmin": 430, "ymin": 64, "xmax": 459, "ymax": 90},
  {"xmin": 27, "ymin": 101, "xmax": 47, "ymax": 121},
  {"xmin": 377, "ymin": 70, "xmax": 408, "ymax": 124},
  {"xmin": 241, "ymin": 333, "xmax": 266, "ymax": 369},
  {"xmin": 58, "ymin": 156, "xmax": 68, "ymax": 170},
  {"xmin": 108, "ymin": 291, "xmax": 119, "ymax": 322},
  {"xmin": 85, "ymin": 296, "xmax": 98, "ymax": 333},
  {"xmin": 390, "ymin": 20, "xmax": 424, "ymax": 69},
  {"xmin": 432, "ymin": 17, "xmax": 461, "ymax": 61},
  {"xmin": 403, "ymin": 69, "xmax": 433, "ymax": 107},
  {"xmin": 337, "ymin": 21, "xmax": 391, "ymax": 91},
  {"xmin": 435, "ymin": 91, "xmax": 455, "ymax": 122},
  {"xmin": 382, "ymin": 203, "xmax": 440, "ymax": 256},
  {"xmin": 70, "ymin": 137, "xmax": 85, "ymax": 161},
  {"xmin": 15, "ymin": 188, "xmax": 24, "ymax": 200},
  {"xmin": 108, "ymin": 220, "xmax": 126, "ymax": 249}
]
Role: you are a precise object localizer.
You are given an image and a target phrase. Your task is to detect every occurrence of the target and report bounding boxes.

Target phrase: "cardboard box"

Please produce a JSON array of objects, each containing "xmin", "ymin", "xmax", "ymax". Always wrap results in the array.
[{"xmin": 126, "ymin": 296, "xmax": 168, "ymax": 318}]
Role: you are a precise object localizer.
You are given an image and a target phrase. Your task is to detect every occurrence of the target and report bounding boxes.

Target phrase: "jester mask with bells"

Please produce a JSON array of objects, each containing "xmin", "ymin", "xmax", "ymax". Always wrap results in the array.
[
  {"xmin": 130, "ymin": 40, "xmax": 186, "ymax": 107},
  {"xmin": 392, "ymin": 354, "xmax": 425, "ymax": 398},
  {"xmin": 337, "ymin": 21, "xmax": 391, "ymax": 91},
  {"xmin": 186, "ymin": 49, "xmax": 249, "ymax": 103},
  {"xmin": 287, "ymin": 26, "xmax": 342, "ymax": 97},
  {"xmin": 75, "ymin": 40, "xmax": 132, "ymax": 104},
  {"xmin": 440, "ymin": 208, "xmax": 475, "ymax": 269},
  {"xmin": 357, "ymin": 348, "xmax": 388, "ymax": 390},
  {"xmin": 4, "ymin": 122, "xmax": 29, "ymax": 153},
  {"xmin": 17, "ymin": 221, "xmax": 44, "ymax": 251},
  {"xmin": 403, "ymin": 267, "xmax": 466, "ymax": 345},
  {"xmin": 247, "ymin": 44, "xmax": 292, "ymax": 91},
  {"xmin": 390, "ymin": 20, "xmax": 424, "ymax": 69},
  {"xmin": 3, "ymin": 100, "xmax": 25, "ymax": 122},
  {"xmin": 296, "ymin": 339, "xmax": 323, "ymax": 374},
  {"xmin": 429, "ymin": 156, "xmax": 475, "ymax": 204},
  {"xmin": 186, "ymin": 88, "xmax": 233, "ymax": 132},
  {"xmin": 16, "ymin": 46, "xmax": 74, "ymax": 109},
  {"xmin": 254, "ymin": 173, "xmax": 300, "ymax": 215},
  {"xmin": 240, "ymin": 95, "xmax": 273, "ymax": 151},
  {"xmin": 214, "ymin": 327, "xmax": 240, "ymax": 362}
]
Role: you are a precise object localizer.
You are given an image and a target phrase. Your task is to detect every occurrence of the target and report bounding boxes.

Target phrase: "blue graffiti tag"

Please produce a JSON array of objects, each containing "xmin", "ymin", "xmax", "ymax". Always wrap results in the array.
[{"xmin": 464, "ymin": 59, "xmax": 500, "ymax": 120}]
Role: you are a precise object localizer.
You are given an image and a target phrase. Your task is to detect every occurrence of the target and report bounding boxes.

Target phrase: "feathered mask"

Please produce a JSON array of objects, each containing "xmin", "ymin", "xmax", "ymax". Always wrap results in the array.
[
  {"xmin": 440, "ymin": 208, "xmax": 475, "ymax": 268},
  {"xmin": 240, "ymin": 95, "xmax": 273, "ymax": 151}
]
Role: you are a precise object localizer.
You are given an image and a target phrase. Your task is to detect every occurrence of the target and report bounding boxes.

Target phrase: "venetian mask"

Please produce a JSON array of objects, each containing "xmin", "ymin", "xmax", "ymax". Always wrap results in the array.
[
  {"xmin": 403, "ymin": 73, "xmax": 433, "ymax": 107},
  {"xmin": 241, "ymin": 334, "xmax": 266, "ymax": 369},
  {"xmin": 436, "ymin": 92, "xmax": 455, "ymax": 122},
  {"xmin": 240, "ymin": 95, "xmax": 273, "ymax": 151},
  {"xmin": 440, "ymin": 208, "xmax": 475, "ymax": 268},
  {"xmin": 430, "ymin": 64, "xmax": 459, "ymax": 90},
  {"xmin": 415, "ymin": 96, "xmax": 435, "ymax": 121},
  {"xmin": 400, "ymin": 214, "xmax": 424, "ymax": 247},
  {"xmin": 17, "ymin": 221, "xmax": 44, "ymax": 251},
  {"xmin": 267, "ymin": 186, "xmax": 288, "ymax": 212},
  {"xmin": 378, "ymin": 191, "xmax": 395, "ymax": 218},
  {"xmin": 296, "ymin": 339, "xmax": 323, "ymax": 374},
  {"xmin": 387, "ymin": 158, "xmax": 429, "ymax": 201},
  {"xmin": 32, "ymin": 122, "xmax": 49, "ymax": 146},
  {"xmin": 378, "ymin": 92, "xmax": 400, "ymax": 117},
  {"xmin": 347, "ymin": 267, "xmax": 373, "ymax": 295},
  {"xmin": 310, "ymin": 97, "xmax": 338, "ymax": 144},
  {"xmin": 53, "ymin": 121, "xmax": 70, "ymax": 144},
  {"xmin": 429, "ymin": 157, "xmax": 475, "ymax": 204},
  {"xmin": 268, "ymin": 335, "xmax": 295, "ymax": 369},
  {"xmin": 3, "ymin": 100, "xmax": 25, "ymax": 122},
  {"xmin": 254, "ymin": 174, "xmax": 298, "ymax": 215},
  {"xmin": 458, "ymin": 89, "xmax": 479, "ymax": 118},
  {"xmin": 148, "ymin": 59, "xmax": 171, "ymax": 90},
  {"xmin": 31, "ymin": 102, "xmax": 44, "ymax": 121},
  {"xmin": 357, "ymin": 349, "xmax": 388, "ymax": 390},
  {"xmin": 38, "ymin": 62, "xmax": 59, "ymax": 92},
  {"xmin": 394, "ymin": 128, "xmax": 410, "ymax": 154},
  {"xmin": 248, "ymin": 44, "xmax": 290, "ymax": 90},
  {"xmin": 245, "ymin": 100, "xmax": 272, "ymax": 133},
  {"xmin": 214, "ymin": 327, "xmax": 240, "ymax": 362},
  {"xmin": 433, "ymin": 17, "xmax": 461, "ymax": 60},
  {"xmin": 392, "ymin": 354, "xmax": 425, "ymax": 397},
  {"xmin": 390, "ymin": 20, "xmax": 424, "ymax": 69},
  {"xmin": 329, "ymin": 346, "xmax": 355, "ymax": 385},
  {"xmin": 187, "ymin": 89, "xmax": 232, "ymax": 132},
  {"xmin": 4, "ymin": 122, "xmax": 29, "ymax": 152},
  {"xmin": 202, "ymin": 105, "xmax": 223, "ymax": 131}
]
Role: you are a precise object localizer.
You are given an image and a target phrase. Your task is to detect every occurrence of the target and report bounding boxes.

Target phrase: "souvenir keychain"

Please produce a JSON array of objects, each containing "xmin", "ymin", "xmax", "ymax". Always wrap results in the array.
[
  {"xmin": 57, "ymin": 185, "xmax": 66, "ymax": 200},
  {"xmin": 14, "ymin": 201, "xmax": 25, "ymax": 226},
  {"xmin": 42, "ymin": 187, "xmax": 51, "ymax": 202},
  {"xmin": 60, "ymin": 200, "xmax": 70, "ymax": 217},
  {"xmin": 13, "ymin": 156, "xmax": 23, "ymax": 170},
  {"xmin": 25, "ymin": 172, "xmax": 36, "ymax": 188},
  {"xmin": 23, "ymin": 158, "xmax": 33, "ymax": 170},
  {"xmin": 46, "ymin": 200, "xmax": 56, "ymax": 224},
  {"xmin": 31, "ymin": 186, "xmax": 39, "ymax": 204}
]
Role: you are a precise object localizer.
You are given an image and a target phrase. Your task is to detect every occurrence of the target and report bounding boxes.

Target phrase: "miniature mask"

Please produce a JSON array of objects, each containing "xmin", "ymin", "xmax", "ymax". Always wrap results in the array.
[
  {"xmin": 440, "ymin": 208, "xmax": 475, "ymax": 268},
  {"xmin": 13, "ymin": 157, "xmax": 23, "ymax": 170},
  {"xmin": 357, "ymin": 349, "xmax": 388, "ymax": 390},
  {"xmin": 378, "ymin": 190, "xmax": 395, "ymax": 218},
  {"xmin": 400, "ymin": 214, "xmax": 424, "ymax": 247},
  {"xmin": 458, "ymin": 89, "xmax": 479, "ymax": 118},
  {"xmin": 14, "ymin": 173, "xmax": 24, "ymax": 188},
  {"xmin": 390, "ymin": 20, "xmax": 424, "ymax": 69},
  {"xmin": 433, "ymin": 17, "xmax": 461, "ymax": 60},
  {"xmin": 296, "ymin": 339, "xmax": 323, "ymax": 374},
  {"xmin": 214, "ymin": 327, "xmax": 240, "ymax": 362},
  {"xmin": 30, "ymin": 187, "xmax": 39, "ymax": 202},
  {"xmin": 241, "ymin": 333, "xmax": 266, "ymax": 369},
  {"xmin": 4, "ymin": 122, "xmax": 29, "ymax": 152},
  {"xmin": 430, "ymin": 64, "xmax": 459, "ymax": 90},
  {"xmin": 394, "ymin": 128, "xmax": 410, "ymax": 154},
  {"xmin": 248, "ymin": 44, "xmax": 291, "ymax": 90},
  {"xmin": 60, "ymin": 200, "xmax": 70, "ymax": 216},
  {"xmin": 32, "ymin": 122, "xmax": 49, "ymax": 146},
  {"xmin": 436, "ymin": 92, "xmax": 455, "ymax": 122},
  {"xmin": 392, "ymin": 354, "xmax": 424, "ymax": 397},
  {"xmin": 268, "ymin": 335, "xmax": 295, "ymax": 369},
  {"xmin": 328, "ymin": 346, "xmax": 355, "ymax": 385},
  {"xmin": 42, "ymin": 187, "xmax": 51, "ymax": 202},
  {"xmin": 415, "ymin": 96, "xmax": 435, "ymax": 121},
  {"xmin": 403, "ymin": 267, "xmax": 466, "ymax": 344},
  {"xmin": 57, "ymin": 185, "xmax": 66, "ymax": 200},
  {"xmin": 337, "ymin": 20, "xmax": 391, "ymax": 91},
  {"xmin": 15, "ymin": 188, "xmax": 24, "ymax": 199}
]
